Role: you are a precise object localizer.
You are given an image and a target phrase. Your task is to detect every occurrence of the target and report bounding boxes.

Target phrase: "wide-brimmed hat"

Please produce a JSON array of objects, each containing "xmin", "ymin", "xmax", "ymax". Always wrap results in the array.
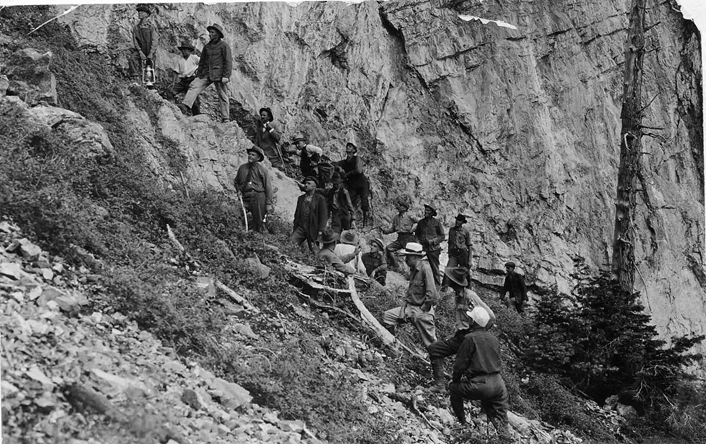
[
  {"xmin": 505, "ymin": 261, "xmax": 516, "ymax": 269},
  {"xmin": 259, "ymin": 107, "xmax": 273, "ymax": 122},
  {"xmin": 291, "ymin": 132, "xmax": 307, "ymax": 143},
  {"xmin": 424, "ymin": 204, "xmax": 437, "ymax": 217},
  {"xmin": 369, "ymin": 238, "xmax": 384, "ymax": 251},
  {"xmin": 246, "ymin": 146, "xmax": 265, "ymax": 162},
  {"xmin": 346, "ymin": 142, "xmax": 358, "ymax": 153},
  {"xmin": 340, "ymin": 230, "xmax": 359, "ymax": 245},
  {"xmin": 466, "ymin": 307, "xmax": 490, "ymax": 328},
  {"xmin": 177, "ymin": 42, "xmax": 195, "ymax": 51},
  {"xmin": 303, "ymin": 176, "xmax": 318, "ymax": 186},
  {"xmin": 444, "ymin": 267, "xmax": 469, "ymax": 287},
  {"xmin": 136, "ymin": 5, "xmax": 152, "ymax": 14},
  {"xmin": 455, "ymin": 214, "xmax": 468, "ymax": 223},
  {"xmin": 318, "ymin": 228, "xmax": 339, "ymax": 244},
  {"xmin": 401, "ymin": 242, "xmax": 425, "ymax": 256},
  {"xmin": 207, "ymin": 24, "xmax": 225, "ymax": 39}
]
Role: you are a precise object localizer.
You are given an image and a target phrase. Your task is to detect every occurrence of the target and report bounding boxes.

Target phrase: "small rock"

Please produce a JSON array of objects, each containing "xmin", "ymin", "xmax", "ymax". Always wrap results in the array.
[
  {"xmin": 379, "ymin": 383, "xmax": 395, "ymax": 394},
  {"xmin": 52, "ymin": 263, "xmax": 64, "ymax": 274},
  {"xmin": 41, "ymin": 269, "xmax": 54, "ymax": 281},
  {"xmin": 194, "ymin": 276, "xmax": 216, "ymax": 297},
  {"xmin": 182, "ymin": 388, "xmax": 205, "ymax": 410},
  {"xmin": 27, "ymin": 319, "xmax": 50, "ymax": 335},
  {"xmin": 232, "ymin": 323, "xmax": 259, "ymax": 340}
]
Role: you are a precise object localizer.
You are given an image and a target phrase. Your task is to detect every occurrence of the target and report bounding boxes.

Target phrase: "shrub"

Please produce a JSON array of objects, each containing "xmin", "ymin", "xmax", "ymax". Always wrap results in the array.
[{"xmin": 523, "ymin": 269, "xmax": 704, "ymax": 422}]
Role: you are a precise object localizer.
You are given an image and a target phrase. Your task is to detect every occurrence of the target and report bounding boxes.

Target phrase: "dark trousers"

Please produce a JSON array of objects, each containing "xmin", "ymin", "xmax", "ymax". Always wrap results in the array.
[
  {"xmin": 442, "ymin": 252, "xmax": 470, "ymax": 286},
  {"xmin": 427, "ymin": 332, "xmax": 466, "ymax": 361},
  {"xmin": 449, "ymin": 373, "xmax": 509, "ymax": 426},
  {"xmin": 385, "ymin": 232, "xmax": 415, "ymax": 269},
  {"xmin": 290, "ymin": 226, "xmax": 318, "ymax": 253},
  {"xmin": 173, "ymin": 76, "xmax": 200, "ymax": 115},
  {"xmin": 425, "ymin": 248, "xmax": 442, "ymax": 286},
  {"xmin": 242, "ymin": 191, "xmax": 266, "ymax": 233},
  {"xmin": 345, "ymin": 177, "xmax": 370, "ymax": 212},
  {"xmin": 128, "ymin": 50, "xmax": 152, "ymax": 79},
  {"xmin": 330, "ymin": 210, "xmax": 352, "ymax": 234}
]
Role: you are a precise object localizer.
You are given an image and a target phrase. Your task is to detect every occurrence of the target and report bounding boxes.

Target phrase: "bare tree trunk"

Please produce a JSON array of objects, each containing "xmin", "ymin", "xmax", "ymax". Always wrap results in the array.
[{"xmin": 612, "ymin": 0, "xmax": 647, "ymax": 291}]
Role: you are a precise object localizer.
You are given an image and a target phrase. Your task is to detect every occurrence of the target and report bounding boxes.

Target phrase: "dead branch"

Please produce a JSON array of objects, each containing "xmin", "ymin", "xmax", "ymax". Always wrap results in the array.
[
  {"xmin": 215, "ymin": 280, "xmax": 259, "ymax": 314},
  {"xmin": 166, "ymin": 224, "xmax": 185, "ymax": 253}
]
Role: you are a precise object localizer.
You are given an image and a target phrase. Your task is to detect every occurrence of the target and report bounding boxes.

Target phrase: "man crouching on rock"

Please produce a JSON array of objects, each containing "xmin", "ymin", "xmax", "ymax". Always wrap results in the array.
[
  {"xmin": 449, "ymin": 306, "xmax": 511, "ymax": 440},
  {"xmin": 382, "ymin": 242, "xmax": 437, "ymax": 349}
]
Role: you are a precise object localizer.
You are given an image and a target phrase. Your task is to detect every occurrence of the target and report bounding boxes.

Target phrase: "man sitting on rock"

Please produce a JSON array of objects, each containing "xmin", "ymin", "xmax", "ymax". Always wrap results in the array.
[
  {"xmin": 317, "ymin": 228, "xmax": 359, "ymax": 275},
  {"xmin": 382, "ymin": 242, "xmax": 438, "ymax": 349},
  {"xmin": 288, "ymin": 132, "xmax": 323, "ymax": 179},
  {"xmin": 172, "ymin": 42, "xmax": 200, "ymax": 115}
]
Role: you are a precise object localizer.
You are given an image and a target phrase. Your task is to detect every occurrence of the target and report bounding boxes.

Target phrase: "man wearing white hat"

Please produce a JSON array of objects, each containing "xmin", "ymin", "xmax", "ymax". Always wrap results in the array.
[
  {"xmin": 382, "ymin": 242, "xmax": 438, "ymax": 348},
  {"xmin": 449, "ymin": 306, "xmax": 511, "ymax": 438}
]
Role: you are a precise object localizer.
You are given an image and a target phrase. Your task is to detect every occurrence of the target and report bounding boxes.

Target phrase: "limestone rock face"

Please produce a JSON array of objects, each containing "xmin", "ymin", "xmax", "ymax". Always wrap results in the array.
[{"xmin": 59, "ymin": 1, "xmax": 704, "ymax": 349}]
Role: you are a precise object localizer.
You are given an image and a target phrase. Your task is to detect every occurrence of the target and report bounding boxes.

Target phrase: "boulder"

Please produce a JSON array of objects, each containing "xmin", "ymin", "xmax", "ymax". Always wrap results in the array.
[{"xmin": 6, "ymin": 48, "xmax": 57, "ymax": 105}]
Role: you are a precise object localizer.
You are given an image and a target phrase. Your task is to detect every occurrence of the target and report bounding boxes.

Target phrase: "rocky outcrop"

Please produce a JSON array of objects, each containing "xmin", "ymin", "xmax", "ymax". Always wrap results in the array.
[{"xmin": 57, "ymin": 1, "xmax": 704, "ymax": 352}]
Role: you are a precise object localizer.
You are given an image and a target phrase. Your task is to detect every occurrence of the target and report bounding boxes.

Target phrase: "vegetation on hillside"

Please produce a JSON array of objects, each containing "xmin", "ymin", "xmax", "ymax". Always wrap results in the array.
[{"xmin": 2, "ymin": 5, "xmax": 705, "ymax": 444}]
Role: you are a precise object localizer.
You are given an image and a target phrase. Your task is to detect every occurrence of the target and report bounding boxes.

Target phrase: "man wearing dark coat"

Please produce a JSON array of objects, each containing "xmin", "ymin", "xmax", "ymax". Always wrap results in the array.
[
  {"xmin": 182, "ymin": 23, "xmax": 232, "ymax": 122},
  {"xmin": 291, "ymin": 177, "xmax": 328, "ymax": 252},
  {"xmin": 255, "ymin": 108, "xmax": 283, "ymax": 168},
  {"xmin": 129, "ymin": 5, "xmax": 158, "ymax": 83},
  {"xmin": 234, "ymin": 146, "xmax": 272, "ymax": 234},
  {"xmin": 415, "ymin": 204, "xmax": 445, "ymax": 286},
  {"xmin": 501, "ymin": 261, "xmax": 528, "ymax": 313}
]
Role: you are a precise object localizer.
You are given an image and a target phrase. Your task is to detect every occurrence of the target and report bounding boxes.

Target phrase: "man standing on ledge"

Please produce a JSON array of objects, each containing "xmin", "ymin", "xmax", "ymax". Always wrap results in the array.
[
  {"xmin": 234, "ymin": 146, "xmax": 272, "ymax": 234},
  {"xmin": 382, "ymin": 242, "xmax": 438, "ymax": 349},
  {"xmin": 501, "ymin": 261, "xmax": 528, "ymax": 313},
  {"xmin": 291, "ymin": 177, "xmax": 328, "ymax": 253},
  {"xmin": 182, "ymin": 24, "xmax": 232, "ymax": 122},
  {"xmin": 415, "ymin": 204, "xmax": 445, "ymax": 286},
  {"xmin": 129, "ymin": 4, "xmax": 158, "ymax": 85}
]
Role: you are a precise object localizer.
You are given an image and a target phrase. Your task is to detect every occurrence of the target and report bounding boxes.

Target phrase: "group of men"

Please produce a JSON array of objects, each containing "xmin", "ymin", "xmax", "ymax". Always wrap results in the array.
[
  {"xmin": 381, "ymin": 242, "xmax": 513, "ymax": 438},
  {"xmin": 129, "ymin": 5, "xmax": 233, "ymax": 122}
]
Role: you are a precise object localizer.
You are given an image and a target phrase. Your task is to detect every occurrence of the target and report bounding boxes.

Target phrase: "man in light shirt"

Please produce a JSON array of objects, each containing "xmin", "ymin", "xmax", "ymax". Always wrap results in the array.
[{"xmin": 173, "ymin": 43, "xmax": 200, "ymax": 115}]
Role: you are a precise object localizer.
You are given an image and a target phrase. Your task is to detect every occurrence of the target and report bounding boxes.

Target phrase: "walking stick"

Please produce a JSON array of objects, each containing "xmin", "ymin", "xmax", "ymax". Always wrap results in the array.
[{"xmin": 235, "ymin": 188, "xmax": 249, "ymax": 232}]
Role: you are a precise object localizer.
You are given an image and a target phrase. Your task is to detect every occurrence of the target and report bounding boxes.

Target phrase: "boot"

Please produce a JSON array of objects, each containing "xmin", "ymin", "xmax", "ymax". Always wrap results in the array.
[
  {"xmin": 491, "ymin": 418, "xmax": 512, "ymax": 442},
  {"xmin": 362, "ymin": 211, "xmax": 368, "ymax": 228},
  {"xmin": 429, "ymin": 359, "xmax": 446, "ymax": 393},
  {"xmin": 386, "ymin": 324, "xmax": 396, "ymax": 336}
]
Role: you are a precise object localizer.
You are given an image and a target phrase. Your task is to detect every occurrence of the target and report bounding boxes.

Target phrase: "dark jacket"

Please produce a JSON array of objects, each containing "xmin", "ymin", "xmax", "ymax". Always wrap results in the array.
[
  {"xmin": 503, "ymin": 271, "xmax": 527, "ymax": 303},
  {"xmin": 452, "ymin": 327, "xmax": 503, "ymax": 382},
  {"xmin": 415, "ymin": 217, "xmax": 445, "ymax": 252},
  {"xmin": 336, "ymin": 155, "xmax": 366, "ymax": 185},
  {"xmin": 255, "ymin": 121, "xmax": 282, "ymax": 166},
  {"xmin": 293, "ymin": 193, "xmax": 328, "ymax": 242},
  {"xmin": 196, "ymin": 38, "xmax": 232, "ymax": 81}
]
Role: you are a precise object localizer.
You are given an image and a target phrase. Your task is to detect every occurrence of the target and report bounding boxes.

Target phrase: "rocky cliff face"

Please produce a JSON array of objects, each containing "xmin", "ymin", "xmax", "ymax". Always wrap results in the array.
[{"xmin": 58, "ymin": 1, "xmax": 703, "ymax": 350}]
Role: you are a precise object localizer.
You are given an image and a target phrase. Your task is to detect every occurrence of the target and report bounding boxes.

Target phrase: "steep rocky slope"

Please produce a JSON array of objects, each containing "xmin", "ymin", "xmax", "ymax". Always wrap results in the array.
[{"xmin": 56, "ymin": 0, "xmax": 704, "ymax": 350}]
